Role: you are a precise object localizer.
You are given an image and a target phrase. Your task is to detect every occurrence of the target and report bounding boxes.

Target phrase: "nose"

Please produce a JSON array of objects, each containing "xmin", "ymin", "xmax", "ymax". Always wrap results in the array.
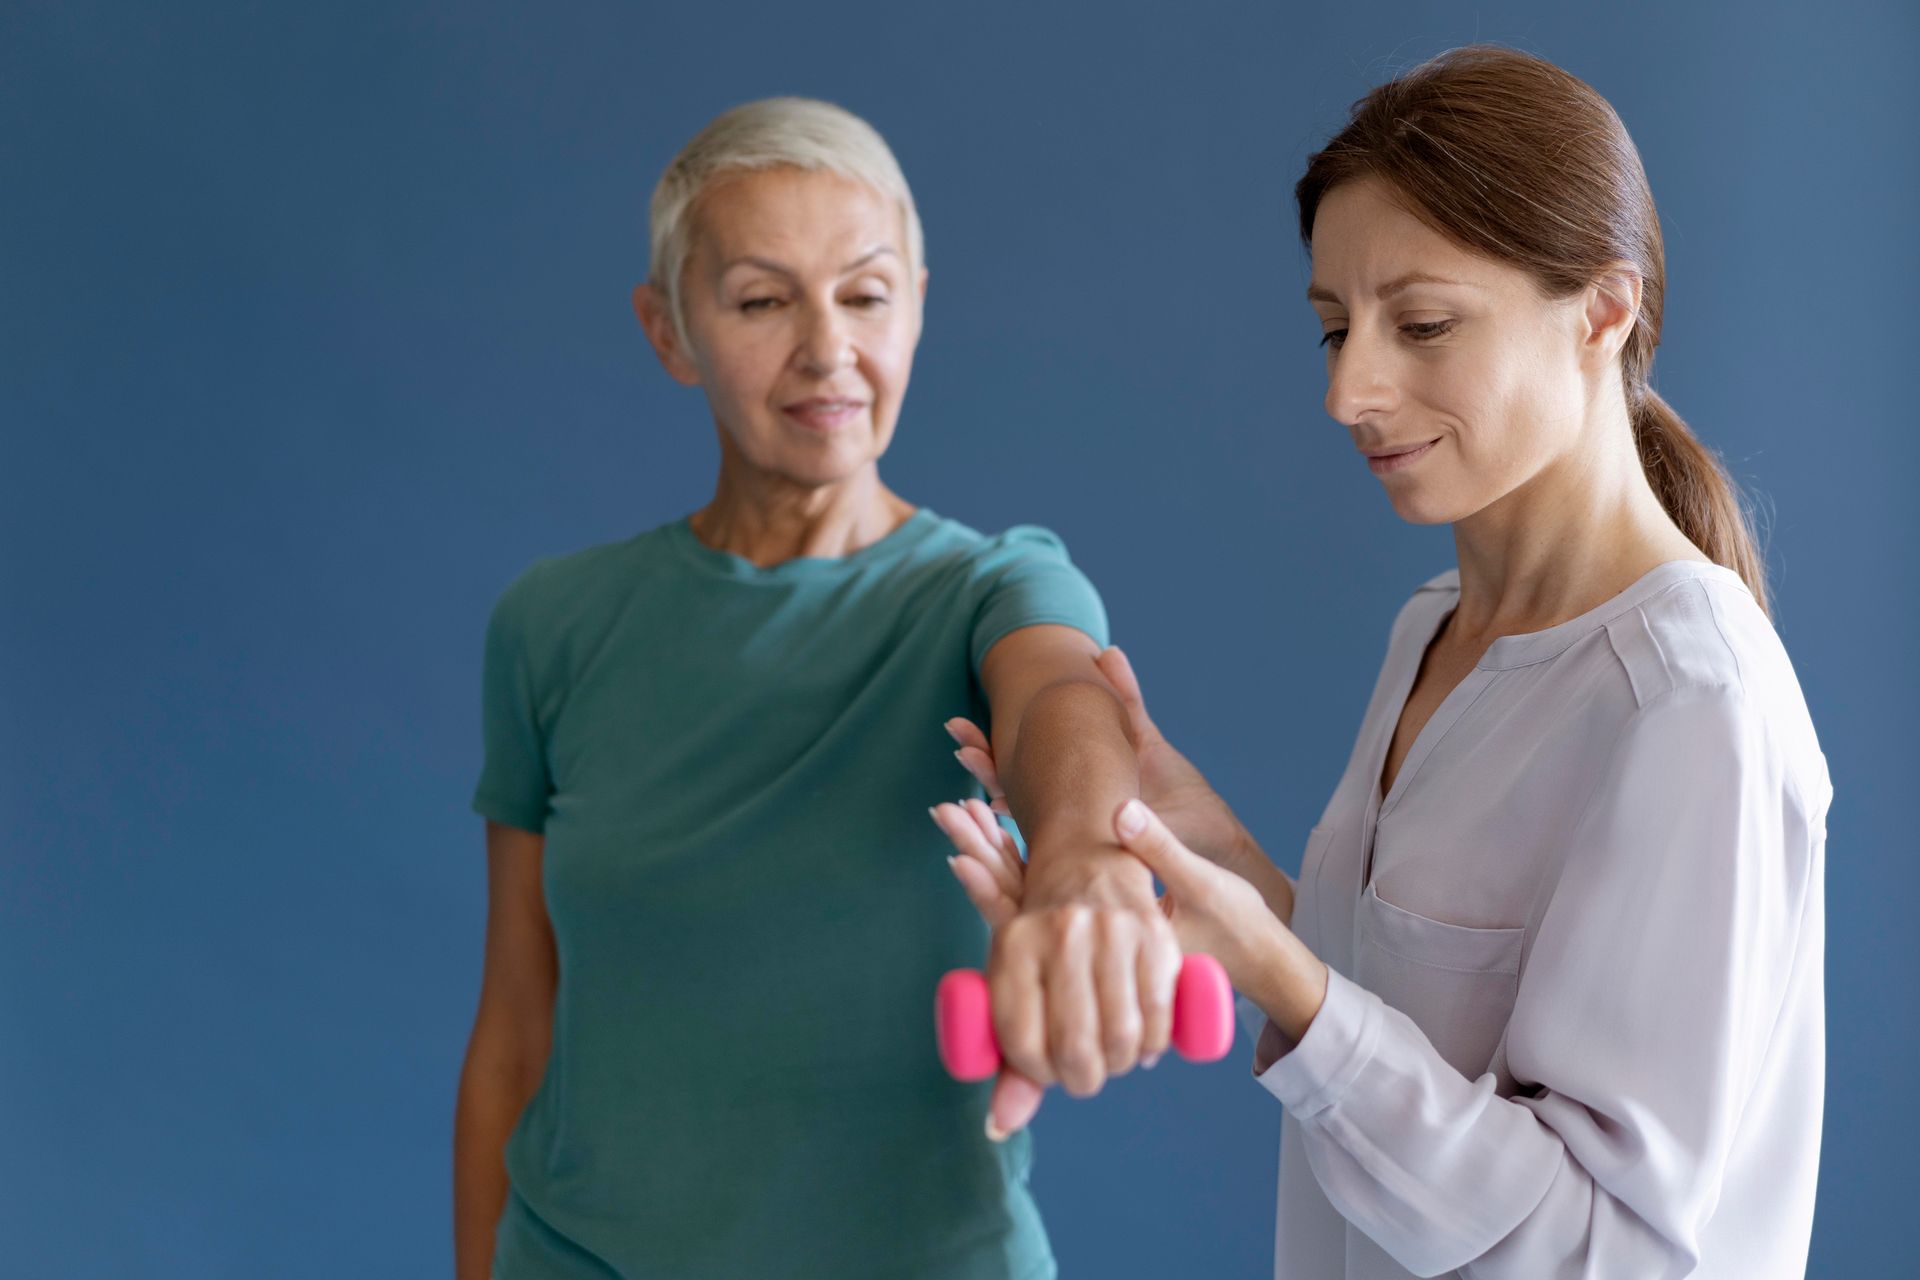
[
  {"xmin": 1323, "ymin": 326, "xmax": 1396, "ymax": 426},
  {"xmin": 795, "ymin": 298, "xmax": 855, "ymax": 376}
]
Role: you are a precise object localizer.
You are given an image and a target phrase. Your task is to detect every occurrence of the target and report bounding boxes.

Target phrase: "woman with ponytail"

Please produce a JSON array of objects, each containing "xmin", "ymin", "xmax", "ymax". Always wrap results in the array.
[{"xmin": 932, "ymin": 45, "xmax": 1828, "ymax": 1279}]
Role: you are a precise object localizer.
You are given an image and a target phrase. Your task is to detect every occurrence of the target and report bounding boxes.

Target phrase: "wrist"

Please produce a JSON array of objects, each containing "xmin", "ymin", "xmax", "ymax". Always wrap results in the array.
[
  {"xmin": 1243, "ymin": 924, "xmax": 1328, "ymax": 1043},
  {"xmin": 1021, "ymin": 843, "xmax": 1155, "ymax": 910}
]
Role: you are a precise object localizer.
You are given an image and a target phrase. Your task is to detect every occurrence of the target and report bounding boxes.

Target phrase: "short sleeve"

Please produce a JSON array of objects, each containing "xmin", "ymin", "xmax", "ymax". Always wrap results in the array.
[
  {"xmin": 470, "ymin": 569, "xmax": 554, "ymax": 833},
  {"xmin": 967, "ymin": 524, "xmax": 1110, "ymax": 680}
]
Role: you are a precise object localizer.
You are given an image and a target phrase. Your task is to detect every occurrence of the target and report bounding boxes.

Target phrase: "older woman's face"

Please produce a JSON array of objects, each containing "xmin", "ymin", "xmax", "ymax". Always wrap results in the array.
[
  {"xmin": 673, "ymin": 167, "xmax": 924, "ymax": 489},
  {"xmin": 1306, "ymin": 178, "xmax": 1595, "ymax": 525}
]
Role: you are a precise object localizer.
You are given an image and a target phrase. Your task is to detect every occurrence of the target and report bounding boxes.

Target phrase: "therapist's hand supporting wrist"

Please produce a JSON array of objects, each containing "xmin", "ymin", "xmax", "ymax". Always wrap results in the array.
[{"xmin": 1109, "ymin": 798, "xmax": 1329, "ymax": 1045}]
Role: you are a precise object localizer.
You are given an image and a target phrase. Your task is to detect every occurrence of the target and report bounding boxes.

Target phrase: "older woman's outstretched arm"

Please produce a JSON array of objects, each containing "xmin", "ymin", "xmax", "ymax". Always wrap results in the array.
[{"xmin": 968, "ymin": 623, "xmax": 1178, "ymax": 1129}]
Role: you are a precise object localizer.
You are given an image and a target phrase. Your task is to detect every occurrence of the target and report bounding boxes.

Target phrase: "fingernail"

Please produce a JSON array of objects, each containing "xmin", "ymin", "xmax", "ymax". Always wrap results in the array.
[
  {"xmin": 1117, "ymin": 799, "xmax": 1146, "ymax": 837},
  {"xmin": 943, "ymin": 720, "xmax": 963, "ymax": 744},
  {"xmin": 985, "ymin": 1114, "xmax": 1010, "ymax": 1142},
  {"xmin": 928, "ymin": 806, "xmax": 942, "ymax": 824},
  {"xmin": 953, "ymin": 749, "xmax": 969, "ymax": 768},
  {"xmin": 1142, "ymin": 1053, "xmax": 1162, "ymax": 1070}
]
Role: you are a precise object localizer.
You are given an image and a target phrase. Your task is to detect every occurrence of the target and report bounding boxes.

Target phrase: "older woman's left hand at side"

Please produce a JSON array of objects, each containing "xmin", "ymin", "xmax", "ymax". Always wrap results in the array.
[{"xmin": 931, "ymin": 796, "xmax": 1329, "ymax": 1137}]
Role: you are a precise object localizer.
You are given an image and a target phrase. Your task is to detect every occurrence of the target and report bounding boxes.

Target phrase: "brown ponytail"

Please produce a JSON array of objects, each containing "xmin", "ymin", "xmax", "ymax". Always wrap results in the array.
[
  {"xmin": 1629, "ymin": 387, "xmax": 1769, "ymax": 616},
  {"xmin": 1297, "ymin": 45, "xmax": 1769, "ymax": 616}
]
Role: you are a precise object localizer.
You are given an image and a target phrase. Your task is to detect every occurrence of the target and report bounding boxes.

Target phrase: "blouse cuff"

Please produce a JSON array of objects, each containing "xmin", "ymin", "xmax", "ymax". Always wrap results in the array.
[{"xmin": 1251, "ymin": 966, "xmax": 1382, "ymax": 1119}]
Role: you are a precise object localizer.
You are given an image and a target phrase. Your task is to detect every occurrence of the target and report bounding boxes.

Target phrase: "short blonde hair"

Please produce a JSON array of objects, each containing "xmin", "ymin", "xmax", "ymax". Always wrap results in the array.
[{"xmin": 648, "ymin": 96, "xmax": 925, "ymax": 347}]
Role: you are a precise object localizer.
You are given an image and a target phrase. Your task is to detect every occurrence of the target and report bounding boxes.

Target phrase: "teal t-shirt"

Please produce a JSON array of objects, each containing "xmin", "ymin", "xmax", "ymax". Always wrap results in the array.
[{"xmin": 471, "ymin": 506, "xmax": 1108, "ymax": 1280}]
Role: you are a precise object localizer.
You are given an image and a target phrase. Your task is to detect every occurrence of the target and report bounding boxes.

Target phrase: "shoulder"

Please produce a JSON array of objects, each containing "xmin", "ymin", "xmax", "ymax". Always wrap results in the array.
[
  {"xmin": 914, "ymin": 512, "xmax": 1090, "ymax": 584},
  {"xmin": 484, "ymin": 525, "xmax": 670, "ymax": 635},
  {"xmin": 1603, "ymin": 572, "xmax": 1829, "ymax": 807},
  {"xmin": 1603, "ymin": 570, "xmax": 1820, "ymax": 752},
  {"xmin": 940, "ymin": 514, "xmax": 1076, "ymax": 563}
]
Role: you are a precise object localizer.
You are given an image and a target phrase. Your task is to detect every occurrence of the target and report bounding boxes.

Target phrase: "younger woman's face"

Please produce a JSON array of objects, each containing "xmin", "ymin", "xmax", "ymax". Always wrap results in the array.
[
  {"xmin": 1306, "ymin": 178, "xmax": 1597, "ymax": 525},
  {"xmin": 662, "ymin": 167, "xmax": 925, "ymax": 490}
]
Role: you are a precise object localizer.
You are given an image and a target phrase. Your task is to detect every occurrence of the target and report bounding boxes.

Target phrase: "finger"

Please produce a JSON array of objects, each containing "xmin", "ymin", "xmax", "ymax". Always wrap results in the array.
[
  {"xmin": 1092, "ymin": 912, "xmax": 1144, "ymax": 1077},
  {"xmin": 953, "ymin": 745, "xmax": 1005, "ymax": 801},
  {"xmin": 961, "ymin": 796, "xmax": 1018, "ymax": 857},
  {"xmin": 1094, "ymin": 646, "xmax": 1163, "ymax": 747},
  {"xmin": 1136, "ymin": 922, "xmax": 1180, "ymax": 1064},
  {"xmin": 1043, "ymin": 908, "xmax": 1106, "ymax": 1098},
  {"xmin": 957, "ymin": 798, "xmax": 1025, "ymax": 903},
  {"xmin": 1111, "ymin": 799, "xmax": 1208, "ymax": 893},
  {"xmin": 930, "ymin": 803, "xmax": 1022, "ymax": 904},
  {"xmin": 946, "ymin": 850, "xmax": 1020, "ymax": 930},
  {"xmin": 989, "ymin": 927, "xmax": 1055, "ymax": 1088},
  {"xmin": 943, "ymin": 716, "xmax": 991, "ymax": 754},
  {"xmin": 986, "ymin": 1068, "xmax": 1045, "ymax": 1141}
]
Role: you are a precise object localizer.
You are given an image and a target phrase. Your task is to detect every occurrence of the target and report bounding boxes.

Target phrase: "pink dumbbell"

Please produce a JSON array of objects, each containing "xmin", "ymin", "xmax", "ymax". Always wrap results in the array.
[{"xmin": 935, "ymin": 953, "xmax": 1236, "ymax": 1081}]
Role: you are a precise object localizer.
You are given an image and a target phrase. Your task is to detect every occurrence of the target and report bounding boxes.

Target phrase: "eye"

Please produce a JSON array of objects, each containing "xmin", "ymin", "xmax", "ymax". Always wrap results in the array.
[
  {"xmin": 739, "ymin": 297, "xmax": 782, "ymax": 313},
  {"xmin": 845, "ymin": 293, "xmax": 889, "ymax": 309},
  {"xmin": 1402, "ymin": 319, "xmax": 1456, "ymax": 341},
  {"xmin": 1319, "ymin": 329, "xmax": 1348, "ymax": 350}
]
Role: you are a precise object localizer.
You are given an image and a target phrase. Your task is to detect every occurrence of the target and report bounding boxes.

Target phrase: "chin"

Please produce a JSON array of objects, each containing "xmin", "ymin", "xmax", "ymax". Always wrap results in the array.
[
  {"xmin": 771, "ymin": 444, "xmax": 881, "ymax": 489},
  {"xmin": 1384, "ymin": 486, "xmax": 1457, "ymax": 526}
]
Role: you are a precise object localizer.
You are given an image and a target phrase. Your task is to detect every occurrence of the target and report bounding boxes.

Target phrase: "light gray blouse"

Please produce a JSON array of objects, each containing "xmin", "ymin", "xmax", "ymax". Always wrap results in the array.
[{"xmin": 1251, "ymin": 560, "xmax": 1830, "ymax": 1279}]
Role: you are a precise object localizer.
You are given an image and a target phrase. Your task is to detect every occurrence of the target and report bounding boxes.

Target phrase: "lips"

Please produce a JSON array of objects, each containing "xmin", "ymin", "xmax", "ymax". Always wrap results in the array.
[
  {"xmin": 1363, "ymin": 438, "xmax": 1440, "ymax": 475},
  {"xmin": 1361, "ymin": 440, "xmax": 1438, "ymax": 459},
  {"xmin": 781, "ymin": 397, "xmax": 868, "ymax": 430}
]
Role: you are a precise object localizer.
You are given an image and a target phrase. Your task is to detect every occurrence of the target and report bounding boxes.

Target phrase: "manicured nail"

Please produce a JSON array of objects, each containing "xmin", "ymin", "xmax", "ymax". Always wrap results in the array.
[
  {"xmin": 1117, "ymin": 799, "xmax": 1146, "ymax": 837},
  {"xmin": 1142, "ymin": 1053, "xmax": 1162, "ymax": 1070},
  {"xmin": 943, "ymin": 720, "xmax": 963, "ymax": 744},
  {"xmin": 985, "ymin": 1114, "xmax": 1010, "ymax": 1142}
]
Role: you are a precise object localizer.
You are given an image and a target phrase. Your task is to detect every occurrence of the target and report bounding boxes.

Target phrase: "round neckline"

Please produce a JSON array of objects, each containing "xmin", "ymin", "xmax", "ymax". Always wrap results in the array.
[
  {"xmin": 1421, "ymin": 559, "xmax": 1750, "ymax": 672},
  {"xmin": 665, "ymin": 505, "xmax": 940, "ymax": 582}
]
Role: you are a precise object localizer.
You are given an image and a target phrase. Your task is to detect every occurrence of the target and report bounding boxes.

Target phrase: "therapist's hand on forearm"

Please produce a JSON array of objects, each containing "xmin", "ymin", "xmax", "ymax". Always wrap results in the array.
[{"xmin": 948, "ymin": 644, "xmax": 1294, "ymax": 925}]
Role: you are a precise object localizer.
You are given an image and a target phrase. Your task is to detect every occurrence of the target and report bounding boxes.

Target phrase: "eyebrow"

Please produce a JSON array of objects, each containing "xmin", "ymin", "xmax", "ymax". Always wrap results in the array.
[
  {"xmin": 1305, "ymin": 271, "xmax": 1483, "ymax": 305},
  {"xmin": 720, "ymin": 246, "xmax": 899, "ymax": 278}
]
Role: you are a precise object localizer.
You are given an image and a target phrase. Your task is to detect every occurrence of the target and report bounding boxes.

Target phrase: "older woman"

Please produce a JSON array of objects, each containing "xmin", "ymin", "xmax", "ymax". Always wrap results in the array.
[
  {"xmin": 452, "ymin": 98, "xmax": 1184, "ymax": 1280},
  {"xmin": 937, "ymin": 47, "xmax": 1828, "ymax": 1280}
]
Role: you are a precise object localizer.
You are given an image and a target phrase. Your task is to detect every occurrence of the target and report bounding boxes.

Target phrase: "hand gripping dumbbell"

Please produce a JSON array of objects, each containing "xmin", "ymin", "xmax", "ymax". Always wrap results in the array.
[{"xmin": 935, "ymin": 953, "xmax": 1235, "ymax": 1081}]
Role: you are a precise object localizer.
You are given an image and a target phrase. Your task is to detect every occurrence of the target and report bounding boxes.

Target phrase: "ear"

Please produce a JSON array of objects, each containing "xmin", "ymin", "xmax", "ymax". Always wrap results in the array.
[
  {"xmin": 632, "ymin": 282, "xmax": 702, "ymax": 387},
  {"xmin": 1581, "ymin": 263, "xmax": 1643, "ymax": 368},
  {"xmin": 917, "ymin": 265, "xmax": 930, "ymax": 304}
]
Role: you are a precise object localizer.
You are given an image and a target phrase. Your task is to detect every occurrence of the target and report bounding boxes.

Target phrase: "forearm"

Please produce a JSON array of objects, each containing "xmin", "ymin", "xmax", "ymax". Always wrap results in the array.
[
  {"xmin": 996, "ymin": 679, "xmax": 1147, "ymax": 902},
  {"xmin": 1225, "ymin": 827, "xmax": 1297, "ymax": 928},
  {"xmin": 1238, "ymin": 908, "xmax": 1327, "ymax": 1047},
  {"xmin": 453, "ymin": 1047, "xmax": 543, "ymax": 1280}
]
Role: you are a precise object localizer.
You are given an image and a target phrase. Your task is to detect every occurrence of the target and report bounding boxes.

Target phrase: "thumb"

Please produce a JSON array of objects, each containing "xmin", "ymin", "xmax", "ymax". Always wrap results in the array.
[
  {"xmin": 1112, "ymin": 799, "xmax": 1205, "ymax": 889},
  {"xmin": 987, "ymin": 1068, "xmax": 1045, "ymax": 1141}
]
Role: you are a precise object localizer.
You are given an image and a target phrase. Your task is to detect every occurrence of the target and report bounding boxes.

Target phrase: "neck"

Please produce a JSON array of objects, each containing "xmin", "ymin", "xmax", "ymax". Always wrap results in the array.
[
  {"xmin": 1447, "ymin": 393, "xmax": 1705, "ymax": 642},
  {"xmin": 690, "ymin": 449, "xmax": 913, "ymax": 568}
]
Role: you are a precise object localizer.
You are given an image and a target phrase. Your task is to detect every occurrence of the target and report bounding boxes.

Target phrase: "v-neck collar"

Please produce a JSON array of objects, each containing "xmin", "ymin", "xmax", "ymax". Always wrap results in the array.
[
  {"xmin": 1356, "ymin": 559, "xmax": 1748, "ymax": 887},
  {"xmin": 1358, "ymin": 593, "xmax": 1488, "ymax": 888}
]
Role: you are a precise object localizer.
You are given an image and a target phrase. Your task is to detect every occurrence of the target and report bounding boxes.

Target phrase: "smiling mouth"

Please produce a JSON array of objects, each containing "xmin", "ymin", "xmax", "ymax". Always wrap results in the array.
[
  {"xmin": 1363, "ymin": 438, "xmax": 1440, "ymax": 474},
  {"xmin": 1361, "ymin": 439, "xmax": 1438, "ymax": 459},
  {"xmin": 782, "ymin": 399, "xmax": 867, "ymax": 429}
]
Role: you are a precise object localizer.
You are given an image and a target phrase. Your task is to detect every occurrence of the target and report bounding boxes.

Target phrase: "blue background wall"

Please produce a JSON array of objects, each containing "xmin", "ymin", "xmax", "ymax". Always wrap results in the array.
[{"xmin": 4, "ymin": 2, "xmax": 1913, "ymax": 1275}]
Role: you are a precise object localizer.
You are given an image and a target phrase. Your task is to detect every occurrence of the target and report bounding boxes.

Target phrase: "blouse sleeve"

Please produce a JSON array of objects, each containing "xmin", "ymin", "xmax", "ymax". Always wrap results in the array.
[{"xmin": 1252, "ymin": 685, "xmax": 1819, "ymax": 1278}]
